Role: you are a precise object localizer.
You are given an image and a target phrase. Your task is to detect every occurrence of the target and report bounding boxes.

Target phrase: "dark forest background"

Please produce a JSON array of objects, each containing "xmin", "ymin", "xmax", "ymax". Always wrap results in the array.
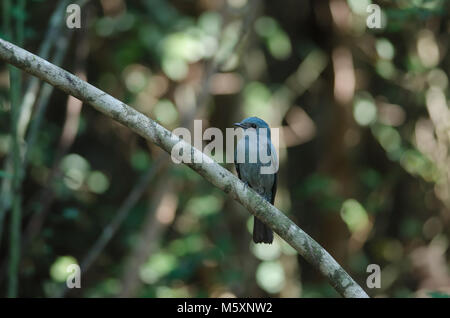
[{"xmin": 0, "ymin": 0, "xmax": 450, "ymax": 298}]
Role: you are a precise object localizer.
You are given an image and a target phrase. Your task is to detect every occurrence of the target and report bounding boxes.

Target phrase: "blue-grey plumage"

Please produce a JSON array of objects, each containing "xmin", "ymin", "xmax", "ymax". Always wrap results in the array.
[{"xmin": 234, "ymin": 117, "xmax": 278, "ymax": 244}]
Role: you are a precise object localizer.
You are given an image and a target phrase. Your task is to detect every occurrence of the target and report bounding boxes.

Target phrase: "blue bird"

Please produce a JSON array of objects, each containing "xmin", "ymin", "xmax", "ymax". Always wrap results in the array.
[{"xmin": 234, "ymin": 117, "xmax": 278, "ymax": 244}]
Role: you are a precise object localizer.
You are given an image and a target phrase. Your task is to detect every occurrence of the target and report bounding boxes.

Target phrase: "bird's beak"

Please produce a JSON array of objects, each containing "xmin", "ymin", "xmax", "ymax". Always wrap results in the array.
[{"xmin": 234, "ymin": 123, "xmax": 245, "ymax": 128}]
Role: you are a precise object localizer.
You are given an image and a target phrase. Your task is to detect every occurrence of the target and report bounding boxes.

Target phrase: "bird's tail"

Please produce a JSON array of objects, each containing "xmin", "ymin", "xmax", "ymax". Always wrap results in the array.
[{"xmin": 253, "ymin": 217, "xmax": 273, "ymax": 244}]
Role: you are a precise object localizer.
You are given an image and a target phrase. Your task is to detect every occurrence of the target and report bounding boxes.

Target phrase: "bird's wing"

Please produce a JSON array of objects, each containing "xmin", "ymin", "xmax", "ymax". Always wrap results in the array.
[
  {"xmin": 235, "ymin": 162, "xmax": 241, "ymax": 179},
  {"xmin": 270, "ymin": 172, "xmax": 277, "ymax": 205},
  {"xmin": 269, "ymin": 141, "xmax": 278, "ymax": 205},
  {"xmin": 234, "ymin": 146, "xmax": 242, "ymax": 180}
]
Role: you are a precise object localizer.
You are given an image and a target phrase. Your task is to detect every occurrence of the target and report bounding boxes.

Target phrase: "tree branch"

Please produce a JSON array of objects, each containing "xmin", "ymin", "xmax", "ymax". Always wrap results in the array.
[{"xmin": 0, "ymin": 38, "xmax": 369, "ymax": 298}]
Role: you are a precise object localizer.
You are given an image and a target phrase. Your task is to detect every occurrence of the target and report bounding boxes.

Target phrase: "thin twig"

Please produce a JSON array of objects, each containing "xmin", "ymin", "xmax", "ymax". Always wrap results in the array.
[
  {"xmin": 21, "ymin": 30, "xmax": 77, "ymax": 249},
  {"xmin": 56, "ymin": 156, "xmax": 168, "ymax": 297},
  {"xmin": 17, "ymin": 0, "xmax": 81, "ymax": 138},
  {"xmin": 22, "ymin": 6, "xmax": 90, "ymax": 249},
  {"xmin": 118, "ymin": 176, "xmax": 175, "ymax": 297},
  {"xmin": 0, "ymin": 0, "xmax": 83, "ymax": 248},
  {"xmin": 6, "ymin": 0, "xmax": 25, "ymax": 298}
]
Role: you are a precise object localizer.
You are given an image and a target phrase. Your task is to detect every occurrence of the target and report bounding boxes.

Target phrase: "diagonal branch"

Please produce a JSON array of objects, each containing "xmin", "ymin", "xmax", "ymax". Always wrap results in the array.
[{"xmin": 0, "ymin": 38, "xmax": 369, "ymax": 298}]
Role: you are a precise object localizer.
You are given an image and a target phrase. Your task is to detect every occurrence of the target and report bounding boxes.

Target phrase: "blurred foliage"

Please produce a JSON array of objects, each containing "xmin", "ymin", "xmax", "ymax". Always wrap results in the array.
[{"xmin": 0, "ymin": 0, "xmax": 450, "ymax": 298}]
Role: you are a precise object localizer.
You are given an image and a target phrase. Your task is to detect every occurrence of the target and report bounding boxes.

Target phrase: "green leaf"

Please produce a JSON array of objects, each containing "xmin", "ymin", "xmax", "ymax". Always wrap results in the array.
[
  {"xmin": 0, "ymin": 170, "xmax": 12, "ymax": 179},
  {"xmin": 428, "ymin": 291, "xmax": 450, "ymax": 298}
]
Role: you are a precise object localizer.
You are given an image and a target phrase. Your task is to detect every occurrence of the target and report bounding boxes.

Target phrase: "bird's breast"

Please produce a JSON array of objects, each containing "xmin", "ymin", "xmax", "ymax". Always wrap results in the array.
[{"xmin": 236, "ymin": 136, "xmax": 275, "ymax": 197}]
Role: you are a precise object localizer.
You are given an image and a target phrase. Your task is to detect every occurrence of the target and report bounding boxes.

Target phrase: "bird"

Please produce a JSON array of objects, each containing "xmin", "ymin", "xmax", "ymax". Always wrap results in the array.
[{"xmin": 234, "ymin": 117, "xmax": 278, "ymax": 244}]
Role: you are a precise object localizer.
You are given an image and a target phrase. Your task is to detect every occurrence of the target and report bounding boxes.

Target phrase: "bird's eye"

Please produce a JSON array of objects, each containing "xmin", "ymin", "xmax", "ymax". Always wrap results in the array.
[{"xmin": 251, "ymin": 124, "xmax": 257, "ymax": 128}]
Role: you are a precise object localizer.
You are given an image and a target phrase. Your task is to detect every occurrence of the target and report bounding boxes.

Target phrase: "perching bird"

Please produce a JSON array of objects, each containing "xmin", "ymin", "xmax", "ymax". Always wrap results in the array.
[{"xmin": 234, "ymin": 117, "xmax": 278, "ymax": 244}]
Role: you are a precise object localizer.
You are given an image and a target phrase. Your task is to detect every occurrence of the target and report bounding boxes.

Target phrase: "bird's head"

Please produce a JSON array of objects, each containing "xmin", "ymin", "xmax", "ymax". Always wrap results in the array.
[{"xmin": 233, "ymin": 117, "xmax": 270, "ymax": 132}]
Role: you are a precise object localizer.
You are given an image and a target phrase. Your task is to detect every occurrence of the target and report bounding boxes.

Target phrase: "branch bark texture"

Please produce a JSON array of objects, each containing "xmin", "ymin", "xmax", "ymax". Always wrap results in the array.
[{"xmin": 0, "ymin": 38, "xmax": 369, "ymax": 298}]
